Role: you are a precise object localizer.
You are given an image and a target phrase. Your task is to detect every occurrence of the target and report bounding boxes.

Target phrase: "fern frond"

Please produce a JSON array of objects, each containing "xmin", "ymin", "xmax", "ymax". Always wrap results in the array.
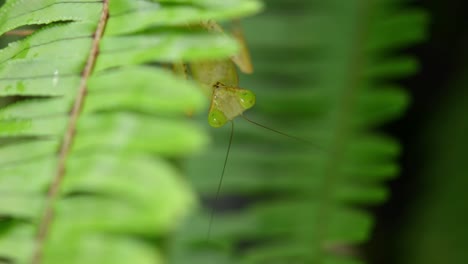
[
  {"xmin": 179, "ymin": 0, "xmax": 428, "ymax": 263},
  {"xmin": 0, "ymin": 0, "xmax": 262, "ymax": 263}
]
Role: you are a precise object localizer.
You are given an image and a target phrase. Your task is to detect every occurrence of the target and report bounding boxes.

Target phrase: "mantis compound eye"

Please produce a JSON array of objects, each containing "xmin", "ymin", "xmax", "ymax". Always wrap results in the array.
[
  {"xmin": 208, "ymin": 108, "xmax": 228, "ymax": 128},
  {"xmin": 237, "ymin": 89, "xmax": 256, "ymax": 110}
]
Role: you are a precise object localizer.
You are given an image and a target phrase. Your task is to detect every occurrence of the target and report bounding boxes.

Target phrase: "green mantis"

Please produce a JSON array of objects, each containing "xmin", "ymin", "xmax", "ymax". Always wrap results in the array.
[
  {"xmin": 178, "ymin": 20, "xmax": 256, "ymax": 128},
  {"xmin": 176, "ymin": 19, "xmax": 312, "ymax": 239},
  {"xmin": 173, "ymin": 19, "xmax": 259, "ymax": 239}
]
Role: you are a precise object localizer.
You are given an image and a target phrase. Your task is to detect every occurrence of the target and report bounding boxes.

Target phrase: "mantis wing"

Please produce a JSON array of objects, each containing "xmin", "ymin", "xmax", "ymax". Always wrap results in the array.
[
  {"xmin": 230, "ymin": 20, "xmax": 254, "ymax": 74},
  {"xmin": 200, "ymin": 20, "xmax": 254, "ymax": 74}
]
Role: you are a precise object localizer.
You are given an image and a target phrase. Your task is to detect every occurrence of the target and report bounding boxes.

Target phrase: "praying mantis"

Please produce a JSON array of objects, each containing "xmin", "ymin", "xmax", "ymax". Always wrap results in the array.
[
  {"xmin": 173, "ymin": 19, "xmax": 261, "ymax": 239},
  {"xmin": 174, "ymin": 20, "xmax": 257, "ymax": 128},
  {"xmin": 176, "ymin": 20, "xmax": 311, "ymax": 239}
]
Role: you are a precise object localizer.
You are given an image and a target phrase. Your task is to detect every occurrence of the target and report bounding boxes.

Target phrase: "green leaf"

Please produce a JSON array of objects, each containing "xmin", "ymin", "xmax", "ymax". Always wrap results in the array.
[{"xmin": 0, "ymin": 0, "xmax": 262, "ymax": 263}]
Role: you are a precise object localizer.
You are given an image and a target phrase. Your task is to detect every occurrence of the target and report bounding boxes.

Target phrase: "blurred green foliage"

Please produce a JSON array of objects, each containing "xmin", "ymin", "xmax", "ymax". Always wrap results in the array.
[
  {"xmin": 177, "ymin": 0, "xmax": 428, "ymax": 263},
  {"xmin": 0, "ymin": 0, "xmax": 261, "ymax": 263}
]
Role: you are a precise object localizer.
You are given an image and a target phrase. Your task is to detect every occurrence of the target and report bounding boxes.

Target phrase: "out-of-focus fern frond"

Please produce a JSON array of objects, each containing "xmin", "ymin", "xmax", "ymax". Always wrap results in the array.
[
  {"xmin": 0, "ymin": 0, "xmax": 262, "ymax": 263},
  {"xmin": 178, "ymin": 0, "xmax": 428, "ymax": 263}
]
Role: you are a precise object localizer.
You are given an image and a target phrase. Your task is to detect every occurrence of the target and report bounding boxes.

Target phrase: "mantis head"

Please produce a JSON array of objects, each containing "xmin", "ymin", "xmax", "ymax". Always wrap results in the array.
[{"xmin": 208, "ymin": 88, "xmax": 256, "ymax": 128}]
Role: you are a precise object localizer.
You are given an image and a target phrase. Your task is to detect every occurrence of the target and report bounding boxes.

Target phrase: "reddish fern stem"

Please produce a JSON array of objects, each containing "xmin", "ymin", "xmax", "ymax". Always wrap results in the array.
[
  {"xmin": 31, "ymin": 1, "xmax": 109, "ymax": 263},
  {"xmin": 5, "ymin": 29, "xmax": 35, "ymax": 36}
]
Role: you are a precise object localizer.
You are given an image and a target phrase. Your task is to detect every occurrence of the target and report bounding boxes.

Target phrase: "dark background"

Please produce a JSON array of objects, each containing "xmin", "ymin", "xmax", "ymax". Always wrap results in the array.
[{"xmin": 370, "ymin": 0, "xmax": 468, "ymax": 263}]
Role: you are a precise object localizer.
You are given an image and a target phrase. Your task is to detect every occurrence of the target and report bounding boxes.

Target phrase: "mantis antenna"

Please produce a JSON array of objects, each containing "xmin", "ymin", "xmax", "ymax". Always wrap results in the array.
[
  {"xmin": 241, "ymin": 115, "xmax": 320, "ymax": 147},
  {"xmin": 206, "ymin": 121, "xmax": 234, "ymax": 240}
]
